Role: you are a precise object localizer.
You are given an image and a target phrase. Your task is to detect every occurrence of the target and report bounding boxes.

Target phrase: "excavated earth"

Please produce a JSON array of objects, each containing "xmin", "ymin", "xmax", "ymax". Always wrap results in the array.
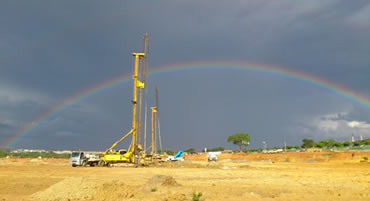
[{"xmin": 1, "ymin": 151, "xmax": 370, "ymax": 201}]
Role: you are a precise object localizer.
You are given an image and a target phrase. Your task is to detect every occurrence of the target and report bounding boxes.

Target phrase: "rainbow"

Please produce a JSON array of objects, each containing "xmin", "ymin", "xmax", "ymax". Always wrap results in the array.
[{"xmin": 4, "ymin": 61, "xmax": 370, "ymax": 148}]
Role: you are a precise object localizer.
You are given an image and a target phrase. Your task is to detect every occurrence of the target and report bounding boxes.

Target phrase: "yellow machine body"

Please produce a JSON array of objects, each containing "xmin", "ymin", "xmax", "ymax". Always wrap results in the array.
[{"xmin": 101, "ymin": 149, "xmax": 131, "ymax": 162}]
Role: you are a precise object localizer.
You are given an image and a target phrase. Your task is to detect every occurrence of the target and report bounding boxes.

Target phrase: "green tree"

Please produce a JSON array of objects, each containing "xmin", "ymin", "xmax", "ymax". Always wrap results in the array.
[
  {"xmin": 159, "ymin": 150, "xmax": 175, "ymax": 155},
  {"xmin": 315, "ymin": 142, "xmax": 325, "ymax": 148},
  {"xmin": 353, "ymin": 141, "xmax": 363, "ymax": 146},
  {"xmin": 184, "ymin": 148, "xmax": 196, "ymax": 153},
  {"xmin": 333, "ymin": 142, "xmax": 343, "ymax": 147},
  {"xmin": 343, "ymin": 141, "xmax": 351, "ymax": 147},
  {"xmin": 0, "ymin": 149, "xmax": 10, "ymax": 158},
  {"xmin": 207, "ymin": 147, "xmax": 225, "ymax": 152},
  {"xmin": 286, "ymin": 146, "xmax": 293, "ymax": 150},
  {"xmin": 227, "ymin": 132, "xmax": 250, "ymax": 151},
  {"xmin": 301, "ymin": 139, "xmax": 315, "ymax": 148},
  {"xmin": 294, "ymin": 145, "xmax": 300, "ymax": 149},
  {"xmin": 364, "ymin": 141, "xmax": 370, "ymax": 145},
  {"xmin": 315, "ymin": 139, "xmax": 335, "ymax": 148},
  {"xmin": 326, "ymin": 139, "xmax": 336, "ymax": 148}
]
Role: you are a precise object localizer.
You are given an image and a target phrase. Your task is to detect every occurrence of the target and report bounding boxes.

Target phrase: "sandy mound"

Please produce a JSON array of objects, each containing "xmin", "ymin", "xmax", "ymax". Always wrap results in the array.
[
  {"xmin": 94, "ymin": 180, "xmax": 137, "ymax": 201},
  {"xmin": 31, "ymin": 177, "xmax": 96, "ymax": 201},
  {"xmin": 155, "ymin": 161, "xmax": 206, "ymax": 168},
  {"xmin": 30, "ymin": 177, "xmax": 141, "ymax": 201},
  {"xmin": 142, "ymin": 175, "xmax": 181, "ymax": 194},
  {"xmin": 162, "ymin": 193, "xmax": 187, "ymax": 201},
  {"xmin": 146, "ymin": 175, "xmax": 180, "ymax": 187}
]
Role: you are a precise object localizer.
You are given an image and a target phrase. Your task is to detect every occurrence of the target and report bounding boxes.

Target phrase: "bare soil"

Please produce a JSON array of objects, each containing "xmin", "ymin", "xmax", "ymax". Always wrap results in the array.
[{"xmin": 1, "ymin": 151, "xmax": 370, "ymax": 201}]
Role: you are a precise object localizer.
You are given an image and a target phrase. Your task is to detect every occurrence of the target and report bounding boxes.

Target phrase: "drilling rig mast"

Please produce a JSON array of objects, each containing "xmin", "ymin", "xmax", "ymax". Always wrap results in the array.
[{"xmin": 99, "ymin": 36, "xmax": 146, "ymax": 166}]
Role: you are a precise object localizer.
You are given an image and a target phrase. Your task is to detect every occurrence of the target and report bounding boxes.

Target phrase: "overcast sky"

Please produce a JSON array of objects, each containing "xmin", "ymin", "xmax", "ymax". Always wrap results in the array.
[{"xmin": 1, "ymin": 0, "xmax": 370, "ymax": 151}]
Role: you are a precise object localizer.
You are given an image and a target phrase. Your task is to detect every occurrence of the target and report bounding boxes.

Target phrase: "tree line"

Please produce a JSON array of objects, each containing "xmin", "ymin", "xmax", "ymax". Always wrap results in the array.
[
  {"xmin": 301, "ymin": 138, "xmax": 370, "ymax": 149},
  {"xmin": 0, "ymin": 149, "xmax": 70, "ymax": 158}
]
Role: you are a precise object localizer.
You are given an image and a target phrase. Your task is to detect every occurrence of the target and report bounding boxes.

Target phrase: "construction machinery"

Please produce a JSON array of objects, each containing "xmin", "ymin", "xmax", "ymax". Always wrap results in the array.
[
  {"xmin": 360, "ymin": 156, "xmax": 369, "ymax": 163},
  {"xmin": 99, "ymin": 46, "xmax": 146, "ymax": 166},
  {"xmin": 145, "ymin": 87, "xmax": 165, "ymax": 160},
  {"xmin": 166, "ymin": 150, "xmax": 184, "ymax": 161}
]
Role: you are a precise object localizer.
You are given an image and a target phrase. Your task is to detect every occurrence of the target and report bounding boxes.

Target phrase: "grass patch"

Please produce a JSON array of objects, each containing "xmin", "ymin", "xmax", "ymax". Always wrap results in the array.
[{"xmin": 192, "ymin": 192, "xmax": 203, "ymax": 201}]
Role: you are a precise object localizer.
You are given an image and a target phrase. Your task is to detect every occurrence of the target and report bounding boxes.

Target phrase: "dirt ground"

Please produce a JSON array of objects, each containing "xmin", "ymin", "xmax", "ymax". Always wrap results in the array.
[{"xmin": 1, "ymin": 152, "xmax": 370, "ymax": 201}]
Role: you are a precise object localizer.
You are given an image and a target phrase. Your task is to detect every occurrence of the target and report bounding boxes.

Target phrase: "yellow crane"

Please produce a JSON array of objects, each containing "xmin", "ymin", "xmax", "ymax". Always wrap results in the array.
[{"xmin": 99, "ymin": 52, "xmax": 145, "ymax": 166}]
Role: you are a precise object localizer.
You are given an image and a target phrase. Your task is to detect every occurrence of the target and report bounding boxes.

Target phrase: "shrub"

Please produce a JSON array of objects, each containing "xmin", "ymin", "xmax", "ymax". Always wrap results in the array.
[
  {"xmin": 343, "ymin": 141, "xmax": 351, "ymax": 147},
  {"xmin": 192, "ymin": 192, "xmax": 203, "ymax": 201},
  {"xmin": 184, "ymin": 148, "xmax": 196, "ymax": 153},
  {"xmin": 353, "ymin": 141, "xmax": 363, "ymax": 146},
  {"xmin": 333, "ymin": 142, "xmax": 343, "ymax": 147},
  {"xmin": 207, "ymin": 147, "xmax": 225, "ymax": 152},
  {"xmin": 0, "ymin": 149, "xmax": 10, "ymax": 157}
]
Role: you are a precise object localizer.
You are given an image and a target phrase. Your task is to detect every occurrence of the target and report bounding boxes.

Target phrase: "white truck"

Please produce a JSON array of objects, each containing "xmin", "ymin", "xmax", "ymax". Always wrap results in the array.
[
  {"xmin": 208, "ymin": 152, "xmax": 221, "ymax": 161},
  {"xmin": 70, "ymin": 151, "xmax": 100, "ymax": 167}
]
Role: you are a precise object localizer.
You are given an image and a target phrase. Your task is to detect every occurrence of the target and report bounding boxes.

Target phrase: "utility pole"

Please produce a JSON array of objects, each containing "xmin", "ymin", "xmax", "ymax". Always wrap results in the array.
[
  {"xmin": 262, "ymin": 141, "xmax": 267, "ymax": 152},
  {"xmin": 284, "ymin": 141, "xmax": 287, "ymax": 152}
]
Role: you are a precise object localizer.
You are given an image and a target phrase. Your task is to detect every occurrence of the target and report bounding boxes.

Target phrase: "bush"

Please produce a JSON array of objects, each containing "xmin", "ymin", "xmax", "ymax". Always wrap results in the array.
[
  {"xmin": 353, "ymin": 141, "xmax": 363, "ymax": 146},
  {"xmin": 207, "ymin": 147, "xmax": 225, "ymax": 152},
  {"xmin": 248, "ymin": 148, "xmax": 263, "ymax": 152},
  {"xmin": 184, "ymin": 148, "xmax": 196, "ymax": 153},
  {"xmin": 315, "ymin": 142, "xmax": 325, "ymax": 148},
  {"xmin": 192, "ymin": 192, "xmax": 203, "ymax": 201},
  {"xmin": 0, "ymin": 149, "xmax": 10, "ymax": 157},
  {"xmin": 158, "ymin": 150, "xmax": 175, "ymax": 155},
  {"xmin": 343, "ymin": 141, "xmax": 351, "ymax": 147},
  {"xmin": 333, "ymin": 142, "xmax": 343, "ymax": 147},
  {"xmin": 6, "ymin": 151, "xmax": 69, "ymax": 158},
  {"xmin": 286, "ymin": 146, "xmax": 293, "ymax": 150}
]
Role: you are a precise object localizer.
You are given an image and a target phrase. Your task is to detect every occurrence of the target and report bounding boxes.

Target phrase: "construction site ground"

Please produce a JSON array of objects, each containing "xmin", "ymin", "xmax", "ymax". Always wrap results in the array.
[{"xmin": 1, "ymin": 151, "xmax": 370, "ymax": 201}]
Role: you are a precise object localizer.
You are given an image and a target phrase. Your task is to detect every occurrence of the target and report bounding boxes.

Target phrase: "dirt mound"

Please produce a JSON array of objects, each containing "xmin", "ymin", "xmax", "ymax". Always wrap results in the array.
[
  {"xmin": 30, "ymin": 177, "xmax": 96, "ymax": 201},
  {"xmin": 94, "ymin": 180, "xmax": 137, "ymax": 201},
  {"xmin": 31, "ymin": 177, "xmax": 141, "ymax": 201},
  {"xmin": 162, "ymin": 193, "xmax": 187, "ymax": 201},
  {"xmin": 155, "ymin": 161, "xmax": 206, "ymax": 168},
  {"xmin": 146, "ymin": 175, "xmax": 180, "ymax": 187},
  {"xmin": 142, "ymin": 175, "xmax": 181, "ymax": 194}
]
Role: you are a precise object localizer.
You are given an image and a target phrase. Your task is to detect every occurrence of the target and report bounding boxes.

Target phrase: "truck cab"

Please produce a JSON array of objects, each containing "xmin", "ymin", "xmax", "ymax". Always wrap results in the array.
[
  {"xmin": 70, "ymin": 151, "xmax": 100, "ymax": 167},
  {"xmin": 70, "ymin": 151, "xmax": 86, "ymax": 167}
]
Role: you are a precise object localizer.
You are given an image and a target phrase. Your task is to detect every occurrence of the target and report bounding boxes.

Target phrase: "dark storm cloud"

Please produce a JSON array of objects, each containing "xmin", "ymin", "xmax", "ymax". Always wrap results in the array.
[{"xmin": 1, "ymin": 0, "xmax": 369, "ymax": 149}]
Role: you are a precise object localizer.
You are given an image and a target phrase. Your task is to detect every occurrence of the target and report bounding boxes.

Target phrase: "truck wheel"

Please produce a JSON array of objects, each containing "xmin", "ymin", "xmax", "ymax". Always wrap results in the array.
[
  {"xmin": 98, "ymin": 160, "xmax": 105, "ymax": 167},
  {"xmin": 82, "ymin": 161, "xmax": 87, "ymax": 167},
  {"xmin": 72, "ymin": 164, "xmax": 77, "ymax": 167}
]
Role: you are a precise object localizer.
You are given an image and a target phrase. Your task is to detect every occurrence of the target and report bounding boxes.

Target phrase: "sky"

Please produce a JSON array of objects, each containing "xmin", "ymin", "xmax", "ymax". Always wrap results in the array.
[{"xmin": 1, "ymin": 0, "xmax": 370, "ymax": 151}]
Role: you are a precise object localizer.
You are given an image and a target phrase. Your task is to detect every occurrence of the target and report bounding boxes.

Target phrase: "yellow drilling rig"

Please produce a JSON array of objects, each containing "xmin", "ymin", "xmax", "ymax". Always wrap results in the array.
[{"xmin": 99, "ymin": 34, "xmax": 149, "ymax": 166}]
